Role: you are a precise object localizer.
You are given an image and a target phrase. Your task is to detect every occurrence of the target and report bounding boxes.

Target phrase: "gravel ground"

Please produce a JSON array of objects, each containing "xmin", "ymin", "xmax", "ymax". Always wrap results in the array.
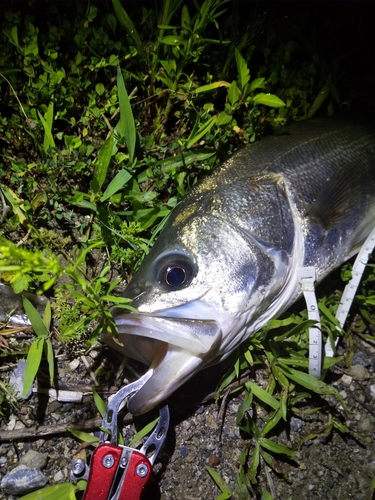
[{"xmin": 1, "ymin": 327, "xmax": 375, "ymax": 500}]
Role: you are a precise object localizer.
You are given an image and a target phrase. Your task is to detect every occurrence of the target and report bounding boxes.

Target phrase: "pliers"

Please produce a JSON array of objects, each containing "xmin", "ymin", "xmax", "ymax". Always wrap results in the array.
[{"xmin": 70, "ymin": 371, "xmax": 169, "ymax": 500}]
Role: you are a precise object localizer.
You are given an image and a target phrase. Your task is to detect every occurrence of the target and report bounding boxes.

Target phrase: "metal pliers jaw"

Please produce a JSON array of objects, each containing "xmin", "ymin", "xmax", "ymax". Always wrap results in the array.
[{"xmin": 70, "ymin": 372, "xmax": 170, "ymax": 500}]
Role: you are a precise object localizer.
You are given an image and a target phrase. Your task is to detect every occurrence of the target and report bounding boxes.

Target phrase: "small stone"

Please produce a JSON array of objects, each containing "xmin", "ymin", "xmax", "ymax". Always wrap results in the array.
[
  {"xmin": 8, "ymin": 360, "xmax": 32, "ymax": 400},
  {"xmin": 53, "ymin": 470, "xmax": 64, "ymax": 482},
  {"xmin": 290, "ymin": 417, "xmax": 303, "ymax": 432},
  {"xmin": 208, "ymin": 453, "xmax": 220, "ymax": 466},
  {"xmin": 347, "ymin": 364, "xmax": 369, "ymax": 380},
  {"xmin": 89, "ymin": 349, "xmax": 101, "ymax": 360},
  {"xmin": 0, "ymin": 465, "xmax": 48, "ymax": 495},
  {"xmin": 180, "ymin": 446, "xmax": 189, "ymax": 458},
  {"xmin": 357, "ymin": 416, "xmax": 374, "ymax": 433},
  {"xmin": 68, "ymin": 358, "xmax": 80, "ymax": 371},
  {"xmin": 341, "ymin": 374, "xmax": 352, "ymax": 385},
  {"xmin": 369, "ymin": 384, "xmax": 375, "ymax": 398},
  {"xmin": 351, "ymin": 351, "xmax": 371, "ymax": 367},
  {"xmin": 6, "ymin": 416, "xmax": 16, "ymax": 431},
  {"xmin": 20, "ymin": 450, "xmax": 48, "ymax": 469},
  {"xmin": 182, "ymin": 420, "xmax": 191, "ymax": 431}
]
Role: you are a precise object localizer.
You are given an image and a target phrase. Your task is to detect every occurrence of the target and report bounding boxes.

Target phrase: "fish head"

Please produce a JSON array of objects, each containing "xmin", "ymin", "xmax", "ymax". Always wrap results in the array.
[{"xmin": 109, "ymin": 179, "xmax": 291, "ymax": 414}]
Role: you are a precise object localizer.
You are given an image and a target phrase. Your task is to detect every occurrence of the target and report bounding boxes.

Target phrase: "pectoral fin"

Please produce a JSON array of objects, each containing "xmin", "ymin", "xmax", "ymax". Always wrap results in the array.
[{"xmin": 308, "ymin": 163, "xmax": 372, "ymax": 229}]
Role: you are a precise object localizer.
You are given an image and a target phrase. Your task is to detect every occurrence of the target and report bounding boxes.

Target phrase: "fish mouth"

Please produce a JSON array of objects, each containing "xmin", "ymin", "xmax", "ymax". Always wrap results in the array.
[{"xmin": 109, "ymin": 312, "xmax": 222, "ymax": 415}]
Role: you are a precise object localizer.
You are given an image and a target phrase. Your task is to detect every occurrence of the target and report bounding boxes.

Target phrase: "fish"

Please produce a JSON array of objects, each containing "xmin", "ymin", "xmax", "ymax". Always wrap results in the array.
[
  {"xmin": 3, "ymin": 118, "xmax": 373, "ymax": 415},
  {"xmin": 106, "ymin": 117, "xmax": 375, "ymax": 415}
]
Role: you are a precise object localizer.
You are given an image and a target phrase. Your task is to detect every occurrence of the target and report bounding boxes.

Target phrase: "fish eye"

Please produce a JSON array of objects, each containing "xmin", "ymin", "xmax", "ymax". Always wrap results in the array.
[{"xmin": 157, "ymin": 255, "xmax": 195, "ymax": 288}]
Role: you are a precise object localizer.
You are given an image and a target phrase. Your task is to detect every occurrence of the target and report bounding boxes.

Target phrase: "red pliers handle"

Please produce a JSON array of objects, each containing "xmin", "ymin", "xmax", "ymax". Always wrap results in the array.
[{"xmin": 71, "ymin": 372, "xmax": 169, "ymax": 500}]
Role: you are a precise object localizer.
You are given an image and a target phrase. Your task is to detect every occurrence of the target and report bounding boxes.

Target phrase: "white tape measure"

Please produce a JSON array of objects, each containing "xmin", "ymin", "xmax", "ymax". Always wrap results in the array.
[
  {"xmin": 298, "ymin": 226, "xmax": 375, "ymax": 379},
  {"xmin": 297, "ymin": 267, "xmax": 323, "ymax": 378}
]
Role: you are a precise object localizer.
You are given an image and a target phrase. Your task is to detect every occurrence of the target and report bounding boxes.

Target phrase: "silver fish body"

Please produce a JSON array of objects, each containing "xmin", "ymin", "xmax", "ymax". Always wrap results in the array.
[{"xmin": 108, "ymin": 118, "xmax": 375, "ymax": 414}]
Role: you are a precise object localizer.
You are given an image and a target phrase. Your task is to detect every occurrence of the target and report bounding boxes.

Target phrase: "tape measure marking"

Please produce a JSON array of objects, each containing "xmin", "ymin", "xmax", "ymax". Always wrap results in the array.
[{"xmin": 298, "ymin": 226, "xmax": 375, "ymax": 378}]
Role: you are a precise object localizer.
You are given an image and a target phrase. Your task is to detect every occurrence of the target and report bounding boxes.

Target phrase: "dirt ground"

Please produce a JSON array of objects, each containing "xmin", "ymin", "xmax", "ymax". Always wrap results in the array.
[{"xmin": 1, "ymin": 326, "xmax": 375, "ymax": 500}]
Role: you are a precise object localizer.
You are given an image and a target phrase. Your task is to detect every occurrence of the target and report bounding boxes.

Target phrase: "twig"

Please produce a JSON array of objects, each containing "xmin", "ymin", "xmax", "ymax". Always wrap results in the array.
[
  {"xmin": 0, "ymin": 188, "xmax": 9, "ymax": 224},
  {"xmin": 80, "ymin": 355, "xmax": 98, "ymax": 385}
]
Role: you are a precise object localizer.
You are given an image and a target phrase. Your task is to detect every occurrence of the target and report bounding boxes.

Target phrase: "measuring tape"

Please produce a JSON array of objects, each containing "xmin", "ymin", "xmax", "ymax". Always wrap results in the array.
[{"xmin": 298, "ymin": 226, "xmax": 375, "ymax": 379}]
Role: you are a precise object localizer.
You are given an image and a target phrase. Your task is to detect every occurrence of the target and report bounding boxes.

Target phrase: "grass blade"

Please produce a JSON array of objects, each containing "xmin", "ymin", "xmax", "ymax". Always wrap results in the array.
[
  {"xmin": 22, "ymin": 297, "xmax": 48, "ymax": 338},
  {"xmin": 100, "ymin": 168, "xmax": 132, "ymax": 202},
  {"xmin": 112, "ymin": 0, "xmax": 144, "ymax": 56},
  {"xmin": 128, "ymin": 416, "xmax": 160, "ymax": 447},
  {"xmin": 245, "ymin": 381, "xmax": 280, "ymax": 411},
  {"xmin": 44, "ymin": 338, "xmax": 54, "ymax": 386},
  {"xmin": 91, "ymin": 132, "xmax": 116, "ymax": 194},
  {"xmin": 92, "ymin": 388, "xmax": 106, "ymax": 417},
  {"xmin": 23, "ymin": 337, "xmax": 44, "ymax": 397},
  {"xmin": 206, "ymin": 466, "xmax": 232, "ymax": 495},
  {"xmin": 116, "ymin": 66, "xmax": 136, "ymax": 162}
]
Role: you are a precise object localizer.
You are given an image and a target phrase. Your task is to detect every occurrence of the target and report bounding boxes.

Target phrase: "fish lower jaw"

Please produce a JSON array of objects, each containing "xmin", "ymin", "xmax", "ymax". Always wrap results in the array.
[{"xmin": 127, "ymin": 347, "xmax": 206, "ymax": 415}]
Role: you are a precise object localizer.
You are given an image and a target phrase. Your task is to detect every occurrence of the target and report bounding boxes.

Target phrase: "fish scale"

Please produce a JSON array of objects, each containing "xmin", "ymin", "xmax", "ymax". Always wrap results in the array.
[{"xmin": 108, "ymin": 117, "xmax": 375, "ymax": 415}]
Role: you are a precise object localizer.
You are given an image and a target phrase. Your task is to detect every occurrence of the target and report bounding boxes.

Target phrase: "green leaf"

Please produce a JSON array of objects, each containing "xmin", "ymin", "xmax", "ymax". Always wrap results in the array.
[
  {"xmin": 248, "ymin": 442, "xmax": 260, "ymax": 483},
  {"xmin": 274, "ymin": 319, "xmax": 316, "ymax": 342},
  {"xmin": 23, "ymin": 337, "xmax": 44, "ymax": 397},
  {"xmin": 216, "ymin": 111, "xmax": 232, "ymax": 126},
  {"xmin": 228, "ymin": 80, "xmax": 240, "ymax": 106},
  {"xmin": 259, "ymin": 438, "xmax": 295, "ymax": 457},
  {"xmin": 206, "ymin": 466, "xmax": 232, "ymax": 495},
  {"xmin": 160, "ymin": 35, "xmax": 184, "ymax": 45},
  {"xmin": 278, "ymin": 363, "xmax": 348, "ymax": 410},
  {"xmin": 318, "ymin": 301, "xmax": 342, "ymax": 330},
  {"xmin": 262, "ymin": 408, "xmax": 284, "ymax": 436},
  {"xmin": 91, "ymin": 132, "xmax": 116, "ymax": 193},
  {"xmin": 107, "ymin": 13, "xmax": 117, "ymax": 32},
  {"xmin": 43, "ymin": 102, "xmax": 54, "ymax": 155},
  {"xmin": 19, "ymin": 481, "xmax": 83, "ymax": 500},
  {"xmin": 262, "ymin": 488, "xmax": 275, "ymax": 500},
  {"xmin": 95, "ymin": 83, "xmax": 105, "ymax": 95},
  {"xmin": 253, "ymin": 93, "xmax": 285, "ymax": 108},
  {"xmin": 37, "ymin": 110, "xmax": 56, "ymax": 157},
  {"xmin": 92, "ymin": 388, "xmax": 106, "ymax": 417},
  {"xmin": 43, "ymin": 301, "xmax": 52, "ymax": 330},
  {"xmin": 128, "ymin": 416, "xmax": 160, "ymax": 447},
  {"xmin": 116, "ymin": 66, "xmax": 136, "ymax": 162},
  {"xmin": 195, "ymin": 81, "xmax": 230, "ymax": 94},
  {"xmin": 67, "ymin": 427, "xmax": 99, "ymax": 444},
  {"xmin": 111, "ymin": 0, "xmax": 144, "ymax": 56},
  {"xmin": 245, "ymin": 381, "xmax": 280, "ymax": 411},
  {"xmin": 100, "ymin": 169, "xmax": 132, "ymax": 202},
  {"xmin": 22, "ymin": 298, "xmax": 49, "ymax": 338},
  {"xmin": 44, "ymin": 339, "xmax": 54, "ymax": 386},
  {"xmin": 159, "ymin": 150, "xmax": 215, "ymax": 172},
  {"xmin": 186, "ymin": 115, "xmax": 217, "ymax": 148},
  {"xmin": 307, "ymin": 79, "xmax": 332, "ymax": 118},
  {"xmin": 248, "ymin": 77, "xmax": 266, "ymax": 92},
  {"xmin": 235, "ymin": 48, "xmax": 250, "ymax": 90}
]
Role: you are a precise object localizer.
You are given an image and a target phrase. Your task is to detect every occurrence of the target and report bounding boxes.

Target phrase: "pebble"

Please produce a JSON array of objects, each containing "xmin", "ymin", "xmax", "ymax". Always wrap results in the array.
[
  {"xmin": 20, "ymin": 450, "xmax": 48, "ymax": 469},
  {"xmin": 0, "ymin": 465, "xmax": 48, "ymax": 495},
  {"xmin": 340, "ymin": 374, "xmax": 352, "ymax": 385},
  {"xmin": 53, "ymin": 470, "xmax": 64, "ymax": 482},
  {"xmin": 68, "ymin": 358, "xmax": 80, "ymax": 371},
  {"xmin": 351, "ymin": 351, "xmax": 371, "ymax": 367},
  {"xmin": 347, "ymin": 364, "xmax": 369, "ymax": 380},
  {"xmin": 290, "ymin": 417, "xmax": 303, "ymax": 432},
  {"xmin": 8, "ymin": 360, "xmax": 31, "ymax": 400},
  {"xmin": 357, "ymin": 416, "xmax": 374, "ymax": 433},
  {"xmin": 208, "ymin": 453, "xmax": 220, "ymax": 466}
]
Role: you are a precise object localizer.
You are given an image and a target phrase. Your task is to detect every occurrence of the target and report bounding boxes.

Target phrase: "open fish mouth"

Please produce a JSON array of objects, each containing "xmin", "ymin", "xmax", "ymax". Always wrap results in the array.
[{"xmin": 111, "ymin": 312, "xmax": 222, "ymax": 414}]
